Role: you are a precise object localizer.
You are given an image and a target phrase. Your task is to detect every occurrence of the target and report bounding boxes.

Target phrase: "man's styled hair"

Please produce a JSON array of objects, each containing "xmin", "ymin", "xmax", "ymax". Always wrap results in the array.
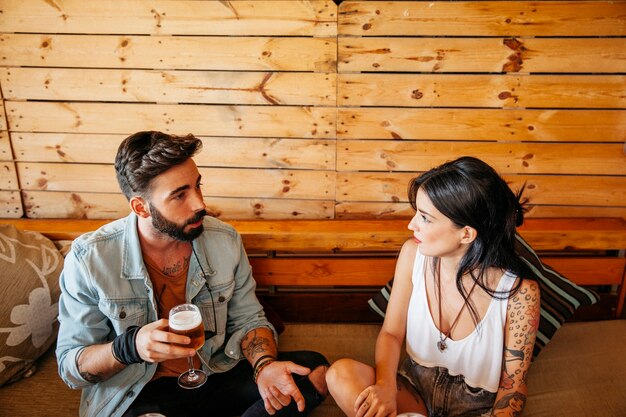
[{"xmin": 115, "ymin": 131, "xmax": 202, "ymax": 200}]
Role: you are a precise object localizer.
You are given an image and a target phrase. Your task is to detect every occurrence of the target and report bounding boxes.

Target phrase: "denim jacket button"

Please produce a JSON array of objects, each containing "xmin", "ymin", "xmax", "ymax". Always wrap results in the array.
[
  {"xmin": 119, "ymin": 311, "xmax": 126, "ymax": 319},
  {"xmin": 218, "ymin": 296, "xmax": 226, "ymax": 303}
]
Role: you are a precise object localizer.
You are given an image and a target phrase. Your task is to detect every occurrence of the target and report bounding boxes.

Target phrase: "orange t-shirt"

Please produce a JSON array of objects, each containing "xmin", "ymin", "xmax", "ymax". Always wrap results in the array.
[{"xmin": 143, "ymin": 254, "xmax": 202, "ymax": 380}]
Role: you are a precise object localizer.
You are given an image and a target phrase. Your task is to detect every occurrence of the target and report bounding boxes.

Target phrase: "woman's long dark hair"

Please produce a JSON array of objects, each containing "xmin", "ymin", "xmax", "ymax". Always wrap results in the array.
[{"xmin": 408, "ymin": 156, "xmax": 530, "ymax": 326}]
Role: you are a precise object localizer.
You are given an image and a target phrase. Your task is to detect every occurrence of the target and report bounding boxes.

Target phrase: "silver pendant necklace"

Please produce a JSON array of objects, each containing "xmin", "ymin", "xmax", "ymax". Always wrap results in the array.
[{"xmin": 436, "ymin": 258, "xmax": 478, "ymax": 352}]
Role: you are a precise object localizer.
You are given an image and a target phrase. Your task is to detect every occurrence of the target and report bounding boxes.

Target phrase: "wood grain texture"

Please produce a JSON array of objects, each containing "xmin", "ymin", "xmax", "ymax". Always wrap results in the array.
[
  {"xmin": 339, "ymin": 74, "xmax": 626, "ymax": 109},
  {"xmin": 338, "ymin": 108, "xmax": 626, "ymax": 142},
  {"xmin": 0, "ymin": 34, "xmax": 337, "ymax": 72},
  {"xmin": 251, "ymin": 256, "xmax": 625, "ymax": 286},
  {"xmin": 337, "ymin": 141, "xmax": 626, "ymax": 175},
  {"xmin": 21, "ymin": 191, "xmax": 334, "ymax": 220},
  {"xmin": 334, "ymin": 202, "xmax": 626, "ymax": 221},
  {"xmin": 0, "ymin": 190, "xmax": 22, "ymax": 218},
  {"xmin": 339, "ymin": 37, "xmax": 626, "ymax": 73},
  {"xmin": 1, "ymin": 68, "xmax": 336, "ymax": 106},
  {"xmin": 0, "ymin": 161, "xmax": 19, "ymax": 190},
  {"xmin": 1, "ymin": 0, "xmax": 624, "ymax": 221},
  {"xmin": 0, "ymin": 131, "xmax": 11, "ymax": 161},
  {"xmin": 0, "ymin": 0, "xmax": 338, "ymax": 36},
  {"xmin": 336, "ymin": 172, "xmax": 626, "ymax": 207},
  {"xmin": 0, "ymin": 103, "xmax": 6, "ymax": 132},
  {"xmin": 4, "ymin": 217, "xmax": 626, "ymax": 251},
  {"xmin": 338, "ymin": 1, "xmax": 626, "ymax": 37},
  {"xmin": 17, "ymin": 162, "xmax": 335, "ymax": 200},
  {"xmin": 6, "ymin": 102, "xmax": 337, "ymax": 138},
  {"xmin": 13, "ymin": 133, "xmax": 335, "ymax": 169}
]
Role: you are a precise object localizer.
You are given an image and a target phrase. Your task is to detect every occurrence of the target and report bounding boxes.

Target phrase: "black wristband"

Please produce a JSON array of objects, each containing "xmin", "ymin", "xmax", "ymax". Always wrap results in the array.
[
  {"xmin": 112, "ymin": 325, "xmax": 144, "ymax": 365},
  {"xmin": 252, "ymin": 354, "xmax": 276, "ymax": 372}
]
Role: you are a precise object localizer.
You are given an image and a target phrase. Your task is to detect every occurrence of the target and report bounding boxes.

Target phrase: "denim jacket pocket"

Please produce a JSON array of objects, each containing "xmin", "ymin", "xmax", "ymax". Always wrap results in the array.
[
  {"xmin": 195, "ymin": 280, "xmax": 234, "ymax": 336},
  {"xmin": 99, "ymin": 299, "xmax": 148, "ymax": 334}
]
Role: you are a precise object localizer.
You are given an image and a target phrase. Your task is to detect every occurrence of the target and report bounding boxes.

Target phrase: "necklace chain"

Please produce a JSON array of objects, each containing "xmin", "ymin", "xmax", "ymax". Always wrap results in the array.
[{"xmin": 436, "ymin": 258, "xmax": 479, "ymax": 352}]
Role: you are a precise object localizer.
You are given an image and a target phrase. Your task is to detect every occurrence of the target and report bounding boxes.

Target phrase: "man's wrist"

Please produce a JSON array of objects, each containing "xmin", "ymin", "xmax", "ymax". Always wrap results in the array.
[
  {"xmin": 112, "ymin": 325, "xmax": 144, "ymax": 365},
  {"xmin": 253, "ymin": 357, "xmax": 276, "ymax": 384}
]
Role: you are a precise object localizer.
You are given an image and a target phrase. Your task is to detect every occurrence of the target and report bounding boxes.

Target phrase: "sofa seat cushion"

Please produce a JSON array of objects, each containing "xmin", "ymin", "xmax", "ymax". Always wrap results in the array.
[
  {"xmin": 0, "ymin": 347, "xmax": 80, "ymax": 415},
  {"xmin": 525, "ymin": 319, "xmax": 626, "ymax": 417}
]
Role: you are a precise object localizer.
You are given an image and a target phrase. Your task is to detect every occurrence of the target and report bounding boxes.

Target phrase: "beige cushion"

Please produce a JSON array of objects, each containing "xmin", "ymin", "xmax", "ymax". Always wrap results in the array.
[
  {"xmin": 525, "ymin": 320, "xmax": 626, "ymax": 417},
  {"xmin": 0, "ymin": 225, "xmax": 64, "ymax": 387}
]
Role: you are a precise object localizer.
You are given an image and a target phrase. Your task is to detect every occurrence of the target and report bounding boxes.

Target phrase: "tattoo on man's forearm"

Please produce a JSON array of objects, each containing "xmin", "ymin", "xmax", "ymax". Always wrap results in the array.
[
  {"xmin": 242, "ymin": 329, "xmax": 272, "ymax": 358},
  {"xmin": 79, "ymin": 370, "xmax": 103, "ymax": 383}
]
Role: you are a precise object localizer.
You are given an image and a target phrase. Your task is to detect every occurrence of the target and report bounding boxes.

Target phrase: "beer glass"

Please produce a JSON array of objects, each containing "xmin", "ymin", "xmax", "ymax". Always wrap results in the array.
[{"xmin": 169, "ymin": 303, "xmax": 207, "ymax": 389}]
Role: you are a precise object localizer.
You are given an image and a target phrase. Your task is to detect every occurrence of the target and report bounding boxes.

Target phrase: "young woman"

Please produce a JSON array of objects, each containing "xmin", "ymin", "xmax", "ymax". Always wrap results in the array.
[{"xmin": 326, "ymin": 157, "xmax": 540, "ymax": 417}]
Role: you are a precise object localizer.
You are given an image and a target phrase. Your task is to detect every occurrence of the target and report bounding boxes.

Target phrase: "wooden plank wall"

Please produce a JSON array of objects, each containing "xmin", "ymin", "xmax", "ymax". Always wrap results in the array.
[
  {"xmin": 0, "ymin": 1, "xmax": 624, "ymax": 220},
  {"xmin": 335, "ymin": 0, "xmax": 626, "ymax": 219},
  {"xmin": 0, "ymin": 0, "xmax": 338, "ymax": 219}
]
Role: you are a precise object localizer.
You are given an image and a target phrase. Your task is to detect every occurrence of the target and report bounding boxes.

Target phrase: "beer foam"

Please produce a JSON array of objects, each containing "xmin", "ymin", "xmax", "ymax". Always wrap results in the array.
[{"xmin": 169, "ymin": 310, "xmax": 201, "ymax": 330}]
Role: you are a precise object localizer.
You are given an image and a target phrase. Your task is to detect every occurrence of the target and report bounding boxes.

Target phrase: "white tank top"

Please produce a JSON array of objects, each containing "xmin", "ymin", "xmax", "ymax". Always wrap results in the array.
[{"xmin": 406, "ymin": 248, "xmax": 517, "ymax": 392}]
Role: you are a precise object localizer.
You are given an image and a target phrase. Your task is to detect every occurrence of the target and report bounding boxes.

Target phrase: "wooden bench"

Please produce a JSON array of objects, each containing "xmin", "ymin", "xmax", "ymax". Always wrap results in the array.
[{"xmin": 4, "ymin": 216, "xmax": 626, "ymax": 320}]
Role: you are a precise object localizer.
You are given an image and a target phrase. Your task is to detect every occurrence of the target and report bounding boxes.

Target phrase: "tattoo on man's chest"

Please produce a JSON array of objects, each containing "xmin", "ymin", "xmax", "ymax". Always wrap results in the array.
[{"xmin": 162, "ymin": 255, "xmax": 190, "ymax": 276}]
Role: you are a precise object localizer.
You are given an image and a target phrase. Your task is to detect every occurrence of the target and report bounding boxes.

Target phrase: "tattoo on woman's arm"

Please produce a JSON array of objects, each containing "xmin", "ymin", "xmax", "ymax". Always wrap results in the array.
[{"xmin": 492, "ymin": 392, "xmax": 526, "ymax": 417}]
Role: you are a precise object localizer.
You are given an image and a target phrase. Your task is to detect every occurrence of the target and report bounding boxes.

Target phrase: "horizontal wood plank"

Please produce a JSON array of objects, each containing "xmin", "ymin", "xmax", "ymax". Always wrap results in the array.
[
  {"xmin": 337, "ymin": 141, "xmax": 626, "ymax": 175},
  {"xmin": 0, "ymin": 34, "xmax": 337, "ymax": 72},
  {"xmin": 339, "ymin": 74, "xmax": 626, "ymax": 109},
  {"xmin": 336, "ymin": 172, "xmax": 626, "ymax": 207},
  {"xmin": 237, "ymin": 218, "xmax": 626, "ymax": 252},
  {"xmin": 13, "ymin": 133, "xmax": 336, "ymax": 170},
  {"xmin": 334, "ymin": 202, "xmax": 626, "ymax": 221},
  {"xmin": 542, "ymin": 258, "xmax": 626, "ymax": 286},
  {"xmin": 338, "ymin": 1, "xmax": 626, "ymax": 37},
  {"xmin": 13, "ymin": 133, "xmax": 125, "ymax": 164},
  {"xmin": 339, "ymin": 37, "xmax": 626, "ymax": 73},
  {"xmin": 17, "ymin": 162, "xmax": 335, "ymax": 200},
  {"xmin": 6, "ymin": 102, "xmax": 337, "ymax": 138},
  {"xmin": 251, "ymin": 257, "xmax": 397, "ymax": 286},
  {"xmin": 338, "ymin": 108, "xmax": 626, "ymax": 142},
  {"xmin": 517, "ymin": 218, "xmax": 626, "ymax": 251},
  {"xmin": 0, "ymin": 190, "xmax": 22, "ymax": 217},
  {"xmin": 1, "ymin": 68, "xmax": 336, "ymax": 106},
  {"xmin": 3, "ymin": 218, "xmax": 626, "ymax": 251},
  {"xmin": 21, "ymin": 191, "xmax": 334, "ymax": 220},
  {"xmin": 251, "ymin": 256, "xmax": 625, "ymax": 286},
  {"xmin": 0, "ymin": 0, "xmax": 337, "ymax": 36}
]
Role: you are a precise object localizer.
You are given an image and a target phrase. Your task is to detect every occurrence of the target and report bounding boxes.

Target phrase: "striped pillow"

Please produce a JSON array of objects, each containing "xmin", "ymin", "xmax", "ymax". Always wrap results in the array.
[{"xmin": 367, "ymin": 233, "xmax": 598, "ymax": 359}]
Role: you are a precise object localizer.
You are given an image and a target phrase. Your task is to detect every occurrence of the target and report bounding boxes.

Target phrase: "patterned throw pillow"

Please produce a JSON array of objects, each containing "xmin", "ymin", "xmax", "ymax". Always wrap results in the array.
[
  {"xmin": 0, "ymin": 224, "xmax": 63, "ymax": 387},
  {"xmin": 368, "ymin": 233, "xmax": 598, "ymax": 359}
]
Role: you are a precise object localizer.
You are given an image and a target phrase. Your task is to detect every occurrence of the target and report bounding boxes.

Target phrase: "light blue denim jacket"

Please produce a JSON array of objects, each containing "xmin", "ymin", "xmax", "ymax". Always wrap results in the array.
[{"xmin": 56, "ymin": 213, "xmax": 275, "ymax": 417}]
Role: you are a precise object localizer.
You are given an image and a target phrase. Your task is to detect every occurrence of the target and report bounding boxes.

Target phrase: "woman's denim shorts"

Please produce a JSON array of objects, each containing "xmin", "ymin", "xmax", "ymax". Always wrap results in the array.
[{"xmin": 398, "ymin": 356, "xmax": 495, "ymax": 417}]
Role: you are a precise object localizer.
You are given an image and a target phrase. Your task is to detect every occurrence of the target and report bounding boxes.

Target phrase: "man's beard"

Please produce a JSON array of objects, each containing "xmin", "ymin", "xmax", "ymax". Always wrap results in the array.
[{"xmin": 149, "ymin": 203, "xmax": 206, "ymax": 242}]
